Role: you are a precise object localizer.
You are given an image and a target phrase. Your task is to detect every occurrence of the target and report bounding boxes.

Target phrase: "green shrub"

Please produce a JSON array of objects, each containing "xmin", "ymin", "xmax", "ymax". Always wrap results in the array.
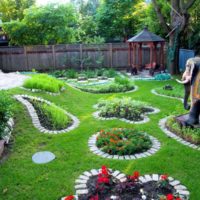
[
  {"xmin": 0, "ymin": 91, "xmax": 14, "ymax": 139},
  {"xmin": 97, "ymin": 97, "xmax": 153, "ymax": 121},
  {"xmin": 96, "ymin": 128, "xmax": 152, "ymax": 155},
  {"xmin": 30, "ymin": 99, "xmax": 72, "ymax": 130},
  {"xmin": 114, "ymin": 76, "xmax": 130, "ymax": 85},
  {"xmin": 102, "ymin": 68, "xmax": 118, "ymax": 78},
  {"xmin": 166, "ymin": 117, "xmax": 200, "ymax": 144},
  {"xmin": 23, "ymin": 74, "xmax": 65, "ymax": 93}
]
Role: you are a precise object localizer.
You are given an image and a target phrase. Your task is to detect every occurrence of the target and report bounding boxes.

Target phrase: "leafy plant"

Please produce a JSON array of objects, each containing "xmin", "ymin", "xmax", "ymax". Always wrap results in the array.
[
  {"xmin": 23, "ymin": 74, "xmax": 65, "ymax": 93},
  {"xmin": 0, "ymin": 91, "xmax": 14, "ymax": 139},
  {"xmin": 96, "ymin": 128, "xmax": 152, "ymax": 155},
  {"xmin": 30, "ymin": 99, "xmax": 72, "ymax": 130},
  {"xmin": 97, "ymin": 97, "xmax": 153, "ymax": 121}
]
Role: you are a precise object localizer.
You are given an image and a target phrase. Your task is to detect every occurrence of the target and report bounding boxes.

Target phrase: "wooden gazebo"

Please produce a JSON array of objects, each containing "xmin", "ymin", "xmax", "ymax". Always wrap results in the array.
[{"xmin": 127, "ymin": 27, "xmax": 165, "ymax": 72}]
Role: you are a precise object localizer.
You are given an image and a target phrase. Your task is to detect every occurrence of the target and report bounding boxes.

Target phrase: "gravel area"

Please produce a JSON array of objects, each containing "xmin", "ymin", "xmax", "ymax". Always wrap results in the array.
[{"xmin": 0, "ymin": 71, "xmax": 29, "ymax": 90}]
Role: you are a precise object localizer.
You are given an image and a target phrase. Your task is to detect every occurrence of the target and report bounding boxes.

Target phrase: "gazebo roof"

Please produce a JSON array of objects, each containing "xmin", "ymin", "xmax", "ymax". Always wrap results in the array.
[{"xmin": 128, "ymin": 27, "xmax": 165, "ymax": 43}]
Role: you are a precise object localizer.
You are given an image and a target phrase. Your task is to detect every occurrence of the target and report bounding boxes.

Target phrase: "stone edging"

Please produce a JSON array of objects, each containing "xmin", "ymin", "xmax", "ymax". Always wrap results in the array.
[
  {"xmin": 151, "ymin": 89, "xmax": 183, "ymax": 102},
  {"xmin": 159, "ymin": 116, "xmax": 200, "ymax": 150},
  {"xmin": 74, "ymin": 168, "xmax": 190, "ymax": 198},
  {"xmin": 93, "ymin": 106, "xmax": 160, "ymax": 124},
  {"xmin": 20, "ymin": 87, "xmax": 65, "ymax": 96},
  {"xmin": 2, "ymin": 118, "xmax": 14, "ymax": 144},
  {"xmin": 88, "ymin": 132, "xmax": 161, "ymax": 160},
  {"xmin": 14, "ymin": 94, "xmax": 80, "ymax": 134}
]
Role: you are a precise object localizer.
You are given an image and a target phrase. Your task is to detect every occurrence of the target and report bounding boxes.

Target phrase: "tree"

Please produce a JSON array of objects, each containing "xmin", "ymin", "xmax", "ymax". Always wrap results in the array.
[
  {"xmin": 3, "ymin": 4, "xmax": 78, "ymax": 45},
  {"xmin": 0, "ymin": 0, "xmax": 35, "ymax": 22},
  {"xmin": 152, "ymin": 0, "xmax": 197, "ymax": 74},
  {"xmin": 96, "ymin": 0, "xmax": 142, "ymax": 42}
]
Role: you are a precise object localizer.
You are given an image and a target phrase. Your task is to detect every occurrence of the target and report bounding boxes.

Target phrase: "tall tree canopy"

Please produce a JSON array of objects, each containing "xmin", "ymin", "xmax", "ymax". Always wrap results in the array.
[
  {"xmin": 3, "ymin": 4, "xmax": 78, "ymax": 45},
  {"xmin": 96, "ymin": 0, "xmax": 142, "ymax": 42},
  {"xmin": 0, "ymin": 0, "xmax": 35, "ymax": 22},
  {"xmin": 152, "ymin": 0, "xmax": 197, "ymax": 74}
]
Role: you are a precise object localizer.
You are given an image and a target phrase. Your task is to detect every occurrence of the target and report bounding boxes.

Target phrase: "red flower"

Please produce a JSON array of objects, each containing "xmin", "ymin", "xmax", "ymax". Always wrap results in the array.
[
  {"xmin": 101, "ymin": 165, "xmax": 108, "ymax": 175},
  {"xmin": 166, "ymin": 194, "xmax": 174, "ymax": 200},
  {"xmin": 161, "ymin": 174, "xmax": 168, "ymax": 181},
  {"xmin": 64, "ymin": 195, "xmax": 74, "ymax": 200},
  {"xmin": 130, "ymin": 171, "xmax": 140, "ymax": 181},
  {"xmin": 97, "ymin": 174, "xmax": 109, "ymax": 184},
  {"xmin": 176, "ymin": 198, "xmax": 181, "ymax": 200},
  {"xmin": 90, "ymin": 194, "xmax": 99, "ymax": 200}
]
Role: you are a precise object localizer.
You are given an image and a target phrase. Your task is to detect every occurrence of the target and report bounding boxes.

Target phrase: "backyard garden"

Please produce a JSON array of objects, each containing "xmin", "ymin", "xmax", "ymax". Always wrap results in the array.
[
  {"xmin": 0, "ymin": 0, "xmax": 200, "ymax": 199},
  {"xmin": 0, "ymin": 69, "xmax": 199, "ymax": 200}
]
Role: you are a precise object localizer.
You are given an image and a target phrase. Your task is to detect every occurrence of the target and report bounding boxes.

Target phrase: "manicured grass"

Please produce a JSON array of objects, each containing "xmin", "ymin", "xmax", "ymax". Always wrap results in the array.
[
  {"xmin": 23, "ymin": 74, "xmax": 65, "ymax": 93},
  {"xmin": 1, "ymin": 78, "xmax": 200, "ymax": 200}
]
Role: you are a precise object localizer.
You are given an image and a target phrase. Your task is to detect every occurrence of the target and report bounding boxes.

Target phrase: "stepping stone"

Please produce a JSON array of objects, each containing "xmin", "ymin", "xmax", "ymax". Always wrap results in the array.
[{"xmin": 32, "ymin": 151, "xmax": 55, "ymax": 164}]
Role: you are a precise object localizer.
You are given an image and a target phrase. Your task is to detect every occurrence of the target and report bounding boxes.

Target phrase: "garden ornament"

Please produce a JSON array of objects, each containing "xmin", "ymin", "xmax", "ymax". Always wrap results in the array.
[{"xmin": 176, "ymin": 56, "xmax": 200, "ymax": 126}]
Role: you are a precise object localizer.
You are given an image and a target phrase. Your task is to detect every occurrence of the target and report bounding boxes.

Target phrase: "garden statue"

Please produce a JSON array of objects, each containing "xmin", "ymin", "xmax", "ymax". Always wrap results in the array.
[{"xmin": 177, "ymin": 56, "xmax": 200, "ymax": 127}]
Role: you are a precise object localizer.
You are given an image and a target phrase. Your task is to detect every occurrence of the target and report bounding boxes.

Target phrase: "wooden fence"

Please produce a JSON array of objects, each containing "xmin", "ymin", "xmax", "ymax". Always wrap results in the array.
[{"xmin": 0, "ymin": 43, "xmax": 165, "ymax": 72}]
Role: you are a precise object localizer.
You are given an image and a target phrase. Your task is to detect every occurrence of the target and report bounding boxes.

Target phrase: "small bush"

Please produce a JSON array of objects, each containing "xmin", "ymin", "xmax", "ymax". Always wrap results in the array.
[
  {"xmin": 96, "ymin": 128, "xmax": 152, "ymax": 155},
  {"xmin": 23, "ymin": 74, "xmax": 65, "ymax": 93},
  {"xmin": 154, "ymin": 73, "xmax": 171, "ymax": 80},
  {"xmin": 0, "ymin": 91, "xmax": 14, "ymax": 139},
  {"xmin": 97, "ymin": 97, "xmax": 153, "ymax": 121},
  {"xmin": 166, "ymin": 117, "xmax": 200, "ymax": 144}
]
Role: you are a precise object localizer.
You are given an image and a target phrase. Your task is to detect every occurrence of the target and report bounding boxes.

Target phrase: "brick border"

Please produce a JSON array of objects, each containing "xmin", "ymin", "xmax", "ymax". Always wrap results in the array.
[
  {"xmin": 73, "ymin": 168, "xmax": 190, "ymax": 198},
  {"xmin": 159, "ymin": 116, "xmax": 200, "ymax": 150},
  {"xmin": 14, "ymin": 94, "xmax": 80, "ymax": 134},
  {"xmin": 93, "ymin": 106, "xmax": 160, "ymax": 124},
  {"xmin": 88, "ymin": 131, "xmax": 161, "ymax": 160}
]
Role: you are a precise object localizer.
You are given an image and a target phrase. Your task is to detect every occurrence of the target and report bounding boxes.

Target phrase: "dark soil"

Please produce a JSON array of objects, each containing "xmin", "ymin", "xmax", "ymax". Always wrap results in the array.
[{"xmin": 79, "ymin": 176, "xmax": 175, "ymax": 200}]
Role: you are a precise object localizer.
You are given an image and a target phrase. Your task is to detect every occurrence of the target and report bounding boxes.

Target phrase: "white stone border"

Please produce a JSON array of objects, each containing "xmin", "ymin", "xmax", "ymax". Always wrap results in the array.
[
  {"xmin": 88, "ymin": 132, "xmax": 161, "ymax": 160},
  {"xmin": 2, "ymin": 118, "xmax": 14, "ymax": 144},
  {"xmin": 20, "ymin": 87, "xmax": 65, "ymax": 96},
  {"xmin": 14, "ymin": 94, "xmax": 80, "ymax": 134},
  {"xmin": 159, "ymin": 116, "xmax": 200, "ymax": 150},
  {"xmin": 74, "ymin": 168, "xmax": 190, "ymax": 199},
  {"xmin": 66, "ymin": 82, "xmax": 138, "ymax": 94},
  {"xmin": 151, "ymin": 89, "xmax": 183, "ymax": 102},
  {"xmin": 93, "ymin": 106, "xmax": 160, "ymax": 124}
]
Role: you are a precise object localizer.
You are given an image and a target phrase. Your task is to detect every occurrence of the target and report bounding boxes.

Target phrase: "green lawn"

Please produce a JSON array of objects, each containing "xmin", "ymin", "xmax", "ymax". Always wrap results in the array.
[{"xmin": 1, "ymin": 78, "xmax": 200, "ymax": 200}]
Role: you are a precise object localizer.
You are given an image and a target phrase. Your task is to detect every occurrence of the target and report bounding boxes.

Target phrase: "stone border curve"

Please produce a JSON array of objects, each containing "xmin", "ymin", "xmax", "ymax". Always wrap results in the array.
[
  {"xmin": 159, "ymin": 116, "xmax": 200, "ymax": 150},
  {"xmin": 73, "ymin": 168, "xmax": 190, "ymax": 199},
  {"xmin": 14, "ymin": 94, "xmax": 80, "ymax": 134},
  {"xmin": 88, "ymin": 132, "xmax": 161, "ymax": 160}
]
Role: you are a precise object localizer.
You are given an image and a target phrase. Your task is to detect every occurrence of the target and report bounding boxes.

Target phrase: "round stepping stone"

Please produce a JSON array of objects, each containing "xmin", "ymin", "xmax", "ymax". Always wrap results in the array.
[{"xmin": 32, "ymin": 151, "xmax": 55, "ymax": 164}]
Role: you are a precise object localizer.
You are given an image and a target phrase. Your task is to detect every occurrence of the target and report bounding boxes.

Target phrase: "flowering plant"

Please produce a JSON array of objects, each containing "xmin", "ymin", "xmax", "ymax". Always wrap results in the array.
[{"xmin": 64, "ymin": 195, "xmax": 75, "ymax": 200}]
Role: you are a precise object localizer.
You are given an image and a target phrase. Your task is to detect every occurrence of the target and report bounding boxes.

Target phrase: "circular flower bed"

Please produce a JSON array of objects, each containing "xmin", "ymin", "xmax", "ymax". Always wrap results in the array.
[
  {"xmin": 62, "ymin": 166, "xmax": 190, "ymax": 200},
  {"xmin": 14, "ymin": 95, "xmax": 79, "ymax": 134},
  {"xmin": 94, "ymin": 97, "xmax": 159, "ymax": 124},
  {"xmin": 88, "ymin": 128, "xmax": 161, "ymax": 160}
]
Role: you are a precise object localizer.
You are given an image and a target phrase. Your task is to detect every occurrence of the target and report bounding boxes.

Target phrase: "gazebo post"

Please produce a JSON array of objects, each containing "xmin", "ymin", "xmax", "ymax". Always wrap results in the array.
[
  {"xmin": 150, "ymin": 43, "xmax": 153, "ymax": 68},
  {"xmin": 132, "ymin": 43, "xmax": 135, "ymax": 69},
  {"xmin": 160, "ymin": 42, "xmax": 164, "ymax": 69},
  {"xmin": 128, "ymin": 43, "xmax": 131, "ymax": 68},
  {"xmin": 154, "ymin": 42, "xmax": 157, "ymax": 65},
  {"xmin": 139, "ymin": 43, "xmax": 142, "ymax": 69}
]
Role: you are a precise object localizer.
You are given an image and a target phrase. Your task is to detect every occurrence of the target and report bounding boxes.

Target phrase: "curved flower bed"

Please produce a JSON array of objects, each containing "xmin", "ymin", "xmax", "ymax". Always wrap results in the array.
[
  {"xmin": 88, "ymin": 128, "xmax": 161, "ymax": 160},
  {"xmin": 62, "ymin": 166, "xmax": 189, "ymax": 200},
  {"xmin": 68, "ymin": 77, "xmax": 137, "ymax": 94},
  {"xmin": 159, "ymin": 116, "xmax": 200, "ymax": 150},
  {"xmin": 93, "ymin": 97, "xmax": 160, "ymax": 124},
  {"xmin": 14, "ymin": 95, "xmax": 79, "ymax": 134}
]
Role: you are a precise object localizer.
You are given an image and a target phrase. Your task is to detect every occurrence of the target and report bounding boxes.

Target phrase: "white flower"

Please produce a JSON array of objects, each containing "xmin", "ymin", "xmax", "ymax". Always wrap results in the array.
[{"xmin": 142, "ymin": 195, "xmax": 147, "ymax": 200}]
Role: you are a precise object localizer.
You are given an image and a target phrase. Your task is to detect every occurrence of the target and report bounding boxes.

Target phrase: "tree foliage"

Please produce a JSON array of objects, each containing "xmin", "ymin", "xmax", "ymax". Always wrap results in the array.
[
  {"xmin": 0, "ymin": 0, "xmax": 35, "ymax": 22},
  {"xmin": 96, "ymin": 0, "xmax": 142, "ymax": 42},
  {"xmin": 3, "ymin": 4, "xmax": 78, "ymax": 45}
]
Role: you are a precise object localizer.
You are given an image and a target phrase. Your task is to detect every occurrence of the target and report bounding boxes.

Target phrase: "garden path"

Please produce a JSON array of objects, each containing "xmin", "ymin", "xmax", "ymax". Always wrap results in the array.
[{"xmin": 0, "ymin": 71, "xmax": 29, "ymax": 90}]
